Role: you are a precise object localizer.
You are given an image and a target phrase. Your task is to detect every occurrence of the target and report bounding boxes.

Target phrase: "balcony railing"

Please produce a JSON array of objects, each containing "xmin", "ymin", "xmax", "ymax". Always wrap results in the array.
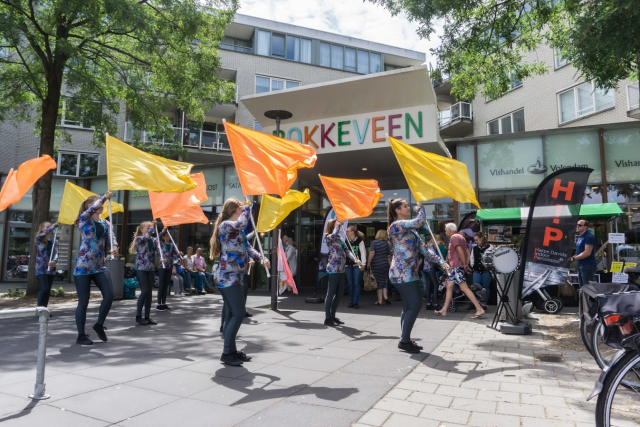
[
  {"xmin": 220, "ymin": 43, "xmax": 253, "ymax": 54},
  {"xmin": 628, "ymin": 84, "xmax": 639, "ymax": 110},
  {"xmin": 124, "ymin": 122, "xmax": 230, "ymax": 151},
  {"xmin": 438, "ymin": 102, "xmax": 473, "ymax": 128}
]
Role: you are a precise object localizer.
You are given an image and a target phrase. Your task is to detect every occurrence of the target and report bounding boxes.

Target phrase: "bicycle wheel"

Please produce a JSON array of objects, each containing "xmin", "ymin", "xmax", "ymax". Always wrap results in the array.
[
  {"xmin": 595, "ymin": 350, "xmax": 640, "ymax": 427},
  {"xmin": 592, "ymin": 322, "xmax": 620, "ymax": 370},
  {"xmin": 581, "ymin": 317, "xmax": 595, "ymax": 357}
]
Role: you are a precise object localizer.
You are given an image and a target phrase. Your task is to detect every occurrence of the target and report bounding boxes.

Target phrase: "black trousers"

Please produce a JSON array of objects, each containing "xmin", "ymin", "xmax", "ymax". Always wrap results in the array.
[
  {"xmin": 74, "ymin": 272, "xmax": 114, "ymax": 335},
  {"xmin": 394, "ymin": 281, "xmax": 422, "ymax": 343},
  {"xmin": 325, "ymin": 273, "xmax": 345, "ymax": 320},
  {"xmin": 37, "ymin": 274, "xmax": 55, "ymax": 307},
  {"xmin": 222, "ymin": 274, "xmax": 249, "ymax": 329},
  {"xmin": 136, "ymin": 270, "xmax": 155, "ymax": 318},
  {"xmin": 218, "ymin": 285, "xmax": 246, "ymax": 354},
  {"xmin": 158, "ymin": 268, "xmax": 172, "ymax": 305}
]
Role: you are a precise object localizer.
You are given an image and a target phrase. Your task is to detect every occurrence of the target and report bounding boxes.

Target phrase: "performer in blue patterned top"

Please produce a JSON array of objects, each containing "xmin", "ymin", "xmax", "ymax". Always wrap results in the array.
[
  {"xmin": 388, "ymin": 198, "xmax": 449, "ymax": 353},
  {"xmin": 73, "ymin": 192, "xmax": 118, "ymax": 345},
  {"xmin": 35, "ymin": 221, "xmax": 59, "ymax": 308},
  {"xmin": 129, "ymin": 220, "xmax": 160, "ymax": 326},
  {"xmin": 157, "ymin": 229, "xmax": 180, "ymax": 311},
  {"xmin": 323, "ymin": 219, "xmax": 360, "ymax": 327},
  {"xmin": 210, "ymin": 198, "xmax": 269, "ymax": 366}
]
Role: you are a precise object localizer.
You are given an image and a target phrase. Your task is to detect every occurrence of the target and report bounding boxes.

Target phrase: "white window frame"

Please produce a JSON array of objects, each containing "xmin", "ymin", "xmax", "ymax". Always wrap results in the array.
[
  {"xmin": 486, "ymin": 108, "xmax": 525, "ymax": 135},
  {"xmin": 556, "ymin": 81, "xmax": 615, "ymax": 125},
  {"xmin": 254, "ymin": 75, "xmax": 300, "ymax": 94},
  {"xmin": 554, "ymin": 48, "xmax": 570, "ymax": 69},
  {"xmin": 59, "ymin": 97, "xmax": 101, "ymax": 129},
  {"xmin": 57, "ymin": 151, "xmax": 100, "ymax": 178}
]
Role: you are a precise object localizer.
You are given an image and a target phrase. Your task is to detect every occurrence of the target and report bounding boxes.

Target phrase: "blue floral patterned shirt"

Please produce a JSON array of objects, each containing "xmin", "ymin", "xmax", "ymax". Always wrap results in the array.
[
  {"xmin": 35, "ymin": 225, "xmax": 59, "ymax": 276},
  {"xmin": 215, "ymin": 207, "xmax": 263, "ymax": 288},
  {"xmin": 74, "ymin": 196, "xmax": 118, "ymax": 276},
  {"xmin": 159, "ymin": 237, "xmax": 180, "ymax": 269},
  {"xmin": 134, "ymin": 227, "xmax": 160, "ymax": 271},
  {"xmin": 389, "ymin": 206, "xmax": 444, "ymax": 284},
  {"xmin": 325, "ymin": 222, "xmax": 357, "ymax": 274}
]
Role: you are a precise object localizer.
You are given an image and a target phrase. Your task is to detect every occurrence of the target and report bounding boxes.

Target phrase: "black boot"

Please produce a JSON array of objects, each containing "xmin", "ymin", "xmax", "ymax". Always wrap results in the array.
[{"xmin": 93, "ymin": 323, "xmax": 107, "ymax": 342}]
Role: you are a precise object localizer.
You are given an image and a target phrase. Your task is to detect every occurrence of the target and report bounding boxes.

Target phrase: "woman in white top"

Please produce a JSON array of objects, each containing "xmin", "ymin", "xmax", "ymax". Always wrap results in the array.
[{"xmin": 182, "ymin": 246, "xmax": 204, "ymax": 294}]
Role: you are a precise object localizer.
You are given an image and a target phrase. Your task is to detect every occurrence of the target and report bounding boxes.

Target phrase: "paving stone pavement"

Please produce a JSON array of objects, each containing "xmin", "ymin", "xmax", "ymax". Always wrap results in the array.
[
  {"xmin": 353, "ymin": 314, "xmax": 611, "ymax": 427},
  {"xmin": 0, "ymin": 291, "xmax": 464, "ymax": 427}
]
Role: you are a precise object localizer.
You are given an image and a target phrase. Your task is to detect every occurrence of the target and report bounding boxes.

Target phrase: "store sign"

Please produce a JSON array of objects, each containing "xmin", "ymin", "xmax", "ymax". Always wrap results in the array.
[
  {"xmin": 263, "ymin": 105, "xmax": 439, "ymax": 154},
  {"xmin": 604, "ymin": 127, "xmax": 640, "ymax": 183},
  {"xmin": 545, "ymin": 132, "xmax": 602, "ymax": 184}
]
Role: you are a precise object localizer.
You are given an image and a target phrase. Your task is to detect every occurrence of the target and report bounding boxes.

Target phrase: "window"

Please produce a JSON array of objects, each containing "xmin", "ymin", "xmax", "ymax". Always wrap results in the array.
[
  {"xmin": 331, "ymin": 45, "xmax": 344, "ymax": 70},
  {"xmin": 558, "ymin": 82, "xmax": 614, "ymax": 124},
  {"xmin": 256, "ymin": 30, "xmax": 270, "ymax": 56},
  {"xmin": 487, "ymin": 109, "xmax": 525, "ymax": 135},
  {"xmin": 286, "ymin": 36, "xmax": 300, "ymax": 61},
  {"xmin": 253, "ymin": 121, "xmax": 263, "ymax": 132},
  {"xmin": 369, "ymin": 53, "xmax": 381, "ymax": 73},
  {"xmin": 319, "ymin": 43, "xmax": 331, "ymax": 67},
  {"xmin": 59, "ymin": 98, "xmax": 101, "ymax": 129},
  {"xmin": 357, "ymin": 50, "xmax": 369, "ymax": 74},
  {"xmin": 300, "ymin": 39, "xmax": 311, "ymax": 63},
  {"xmin": 255, "ymin": 76, "xmax": 300, "ymax": 94},
  {"xmin": 344, "ymin": 48, "xmax": 356, "ymax": 72},
  {"xmin": 271, "ymin": 33, "xmax": 285, "ymax": 58},
  {"xmin": 555, "ymin": 48, "xmax": 569, "ymax": 68},
  {"xmin": 57, "ymin": 152, "xmax": 99, "ymax": 177},
  {"xmin": 220, "ymin": 36, "xmax": 252, "ymax": 54}
]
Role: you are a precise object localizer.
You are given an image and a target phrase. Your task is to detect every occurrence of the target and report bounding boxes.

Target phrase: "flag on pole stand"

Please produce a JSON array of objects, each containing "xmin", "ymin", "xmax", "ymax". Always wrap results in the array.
[{"xmin": 0, "ymin": 155, "xmax": 57, "ymax": 211}]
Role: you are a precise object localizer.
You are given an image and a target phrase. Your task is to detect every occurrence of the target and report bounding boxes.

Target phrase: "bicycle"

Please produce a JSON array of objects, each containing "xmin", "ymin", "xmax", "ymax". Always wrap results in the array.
[{"xmin": 587, "ymin": 291, "xmax": 640, "ymax": 427}]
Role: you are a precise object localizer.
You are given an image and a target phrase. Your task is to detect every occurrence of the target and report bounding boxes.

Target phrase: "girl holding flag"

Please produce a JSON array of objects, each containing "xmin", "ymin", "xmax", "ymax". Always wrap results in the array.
[
  {"xmin": 129, "ymin": 221, "xmax": 161, "ymax": 326},
  {"xmin": 35, "ymin": 221, "xmax": 59, "ymax": 308},
  {"xmin": 323, "ymin": 219, "xmax": 361, "ymax": 327},
  {"xmin": 388, "ymin": 199, "xmax": 450, "ymax": 353},
  {"xmin": 210, "ymin": 198, "xmax": 269, "ymax": 366},
  {"xmin": 158, "ymin": 229, "xmax": 180, "ymax": 311},
  {"xmin": 73, "ymin": 193, "xmax": 118, "ymax": 345}
]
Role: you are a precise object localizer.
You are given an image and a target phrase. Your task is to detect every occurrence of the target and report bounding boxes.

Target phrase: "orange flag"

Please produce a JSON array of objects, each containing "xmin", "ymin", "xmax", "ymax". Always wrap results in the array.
[
  {"xmin": 224, "ymin": 122, "xmax": 317, "ymax": 197},
  {"xmin": 149, "ymin": 172, "xmax": 208, "ymax": 219},
  {"xmin": 160, "ymin": 205, "xmax": 209, "ymax": 226},
  {"xmin": 320, "ymin": 175, "xmax": 383, "ymax": 221},
  {"xmin": 0, "ymin": 155, "xmax": 57, "ymax": 211}
]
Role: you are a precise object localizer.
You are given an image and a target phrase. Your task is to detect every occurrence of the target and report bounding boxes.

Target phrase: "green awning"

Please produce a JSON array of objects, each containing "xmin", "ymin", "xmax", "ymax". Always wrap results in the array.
[{"xmin": 476, "ymin": 203, "xmax": 624, "ymax": 223}]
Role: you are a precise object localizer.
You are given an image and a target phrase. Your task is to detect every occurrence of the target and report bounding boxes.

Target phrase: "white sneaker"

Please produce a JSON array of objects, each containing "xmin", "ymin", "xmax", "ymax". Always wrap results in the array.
[{"xmin": 175, "ymin": 293, "xmax": 184, "ymax": 298}]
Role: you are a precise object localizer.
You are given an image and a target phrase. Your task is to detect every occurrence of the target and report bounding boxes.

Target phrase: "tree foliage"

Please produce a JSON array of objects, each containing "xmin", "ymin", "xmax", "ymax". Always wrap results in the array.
[
  {"xmin": 0, "ymin": 0, "xmax": 238, "ymax": 295},
  {"xmin": 369, "ymin": 0, "xmax": 640, "ymax": 101}
]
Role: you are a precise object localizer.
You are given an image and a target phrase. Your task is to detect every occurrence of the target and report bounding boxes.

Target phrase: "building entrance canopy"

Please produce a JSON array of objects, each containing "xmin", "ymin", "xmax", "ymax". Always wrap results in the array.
[{"xmin": 241, "ymin": 65, "xmax": 446, "ymax": 187}]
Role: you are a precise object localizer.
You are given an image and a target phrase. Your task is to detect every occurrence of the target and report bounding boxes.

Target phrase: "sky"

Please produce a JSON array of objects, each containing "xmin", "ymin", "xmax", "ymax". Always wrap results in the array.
[{"xmin": 237, "ymin": 0, "xmax": 443, "ymax": 67}]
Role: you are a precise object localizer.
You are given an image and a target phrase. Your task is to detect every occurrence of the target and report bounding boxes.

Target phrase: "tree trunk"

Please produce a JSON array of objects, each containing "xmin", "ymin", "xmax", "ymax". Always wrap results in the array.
[{"xmin": 26, "ymin": 78, "xmax": 63, "ymax": 298}]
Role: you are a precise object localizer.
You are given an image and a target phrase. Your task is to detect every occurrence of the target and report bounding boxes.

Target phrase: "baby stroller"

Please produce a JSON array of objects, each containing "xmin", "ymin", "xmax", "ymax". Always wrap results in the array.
[{"xmin": 437, "ymin": 273, "xmax": 488, "ymax": 313}]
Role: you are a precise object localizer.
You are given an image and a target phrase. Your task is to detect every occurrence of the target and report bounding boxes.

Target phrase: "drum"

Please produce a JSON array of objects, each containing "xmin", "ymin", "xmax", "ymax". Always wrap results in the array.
[{"xmin": 482, "ymin": 246, "xmax": 520, "ymax": 274}]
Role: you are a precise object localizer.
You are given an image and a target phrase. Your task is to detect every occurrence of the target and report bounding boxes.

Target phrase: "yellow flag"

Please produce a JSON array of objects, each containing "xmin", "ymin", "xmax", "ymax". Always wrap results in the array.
[
  {"xmin": 106, "ymin": 135, "xmax": 196, "ymax": 192},
  {"xmin": 58, "ymin": 181, "xmax": 124, "ymax": 225},
  {"xmin": 257, "ymin": 189, "xmax": 310, "ymax": 232},
  {"xmin": 388, "ymin": 136, "xmax": 480, "ymax": 208}
]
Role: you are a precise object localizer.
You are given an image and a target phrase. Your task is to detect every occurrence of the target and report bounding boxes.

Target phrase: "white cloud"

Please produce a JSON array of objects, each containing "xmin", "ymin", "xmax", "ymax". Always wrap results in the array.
[{"xmin": 237, "ymin": 0, "xmax": 443, "ymax": 66}]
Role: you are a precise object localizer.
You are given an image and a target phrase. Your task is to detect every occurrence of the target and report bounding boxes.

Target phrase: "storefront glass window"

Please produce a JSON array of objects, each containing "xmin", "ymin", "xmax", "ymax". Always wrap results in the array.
[
  {"xmin": 479, "ymin": 188, "xmax": 536, "ymax": 209},
  {"xmin": 545, "ymin": 131, "xmax": 602, "ymax": 184},
  {"xmin": 224, "ymin": 166, "xmax": 244, "ymax": 201},
  {"xmin": 456, "ymin": 144, "xmax": 476, "ymax": 188},
  {"xmin": 477, "ymin": 136, "xmax": 544, "ymax": 190},
  {"xmin": 197, "ymin": 167, "xmax": 224, "ymax": 207},
  {"xmin": 603, "ymin": 127, "xmax": 640, "ymax": 184}
]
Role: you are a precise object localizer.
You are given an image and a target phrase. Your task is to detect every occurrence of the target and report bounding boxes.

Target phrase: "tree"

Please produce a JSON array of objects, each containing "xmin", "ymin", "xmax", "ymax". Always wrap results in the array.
[
  {"xmin": 368, "ymin": 0, "xmax": 640, "ymax": 101},
  {"xmin": 0, "ymin": 0, "xmax": 238, "ymax": 296}
]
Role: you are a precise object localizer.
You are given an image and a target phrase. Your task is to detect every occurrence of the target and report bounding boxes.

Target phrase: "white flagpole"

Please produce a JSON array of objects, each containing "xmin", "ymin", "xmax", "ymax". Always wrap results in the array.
[
  {"xmin": 247, "ymin": 206, "xmax": 270, "ymax": 278},
  {"xmin": 155, "ymin": 225, "xmax": 165, "ymax": 268},
  {"xmin": 48, "ymin": 228, "xmax": 58, "ymax": 264},
  {"xmin": 424, "ymin": 213, "xmax": 445, "ymax": 261},
  {"xmin": 108, "ymin": 198, "xmax": 116, "ymax": 259}
]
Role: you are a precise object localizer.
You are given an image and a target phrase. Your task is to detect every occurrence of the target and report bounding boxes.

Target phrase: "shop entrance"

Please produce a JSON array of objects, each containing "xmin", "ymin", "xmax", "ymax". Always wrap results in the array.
[{"xmin": 5, "ymin": 222, "xmax": 32, "ymax": 281}]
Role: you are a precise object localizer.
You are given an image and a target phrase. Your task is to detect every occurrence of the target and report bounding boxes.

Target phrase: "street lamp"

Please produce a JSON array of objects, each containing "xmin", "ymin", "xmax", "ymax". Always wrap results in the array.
[{"xmin": 264, "ymin": 109, "xmax": 293, "ymax": 311}]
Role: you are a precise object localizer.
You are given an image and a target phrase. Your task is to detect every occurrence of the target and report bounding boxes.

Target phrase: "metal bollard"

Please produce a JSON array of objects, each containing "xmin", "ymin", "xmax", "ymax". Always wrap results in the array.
[{"xmin": 29, "ymin": 307, "xmax": 50, "ymax": 400}]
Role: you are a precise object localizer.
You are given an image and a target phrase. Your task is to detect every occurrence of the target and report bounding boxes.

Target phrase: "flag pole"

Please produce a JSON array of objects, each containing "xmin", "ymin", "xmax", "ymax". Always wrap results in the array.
[
  {"xmin": 48, "ymin": 228, "xmax": 58, "ymax": 264},
  {"xmin": 108, "ymin": 198, "xmax": 116, "ymax": 259},
  {"xmin": 424, "ymin": 215, "xmax": 445, "ymax": 261},
  {"xmin": 155, "ymin": 224, "xmax": 165, "ymax": 268},
  {"xmin": 245, "ymin": 197, "xmax": 270, "ymax": 278}
]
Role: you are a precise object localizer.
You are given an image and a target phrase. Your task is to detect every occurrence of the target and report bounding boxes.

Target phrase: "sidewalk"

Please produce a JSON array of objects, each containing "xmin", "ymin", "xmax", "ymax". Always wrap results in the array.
[
  {"xmin": 354, "ymin": 314, "xmax": 604, "ymax": 427},
  {"xmin": 0, "ymin": 291, "xmax": 462, "ymax": 427}
]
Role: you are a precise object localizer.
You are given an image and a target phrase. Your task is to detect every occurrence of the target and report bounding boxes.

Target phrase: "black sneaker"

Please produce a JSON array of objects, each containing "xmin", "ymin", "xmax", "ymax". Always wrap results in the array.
[
  {"xmin": 155, "ymin": 305, "xmax": 166, "ymax": 312},
  {"xmin": 347, "ymin": 303, "xmax": 354, "ymax": 308},
  {"xmin": 236, "ymin": 351, "xmax": 252, "ymax": 362},
  {"xmin": 163, "ymin": 304, "xmax": 171, "ymax": 311},
  {"xmin": 353, "ymin": 304, "xmax": 359, "ymax": 309},
  {"xmin": 324, "ymin": 318, "xmax": 336, "ymax": 326},
  {"xmin": 93, "ymin": 324, "xmax": 107, "ymax": 342},
  {"xmin": 136, "ymin": 316, "xmax": 148, "ymax": 325},
  {"xmin": 411, "ymin": 341, "xmax": 423, "ymax": 350},
  {"xmin": 333, "ymin": 317, "xmax": 344, "ymax": 325},
  {"xmin": 198, "ymin": 291, "xmax": 206, "ymax": 295},
  {"xmin": 76, "ymin": 334, "xmax": 94, "ymax": 345},
  {"xmin": 245, "ymin": 312, "xmax": 253, "ymax": 318},
  {"xmin": 398, "ymin": 341, "xmax": 421, "ymax": 353},
  {"xmin": 145, "ymin": 317, "xmax": 157, "ymax": 325},
  {"xmin": 220, "ymin": 353, "xmax": 243, "ymax": 366}
]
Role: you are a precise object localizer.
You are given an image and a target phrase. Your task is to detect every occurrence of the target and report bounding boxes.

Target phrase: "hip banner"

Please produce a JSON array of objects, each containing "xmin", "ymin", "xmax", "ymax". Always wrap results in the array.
[{"xmin": 519, "ymin": 167, "xmax": 593, "ymax": 298}]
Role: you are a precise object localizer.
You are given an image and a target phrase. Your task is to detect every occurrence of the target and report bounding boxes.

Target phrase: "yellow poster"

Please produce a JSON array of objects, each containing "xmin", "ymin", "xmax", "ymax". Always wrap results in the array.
[{"xmin": 610, "ymin": 262, "xmax": 624, "ymax": 273}]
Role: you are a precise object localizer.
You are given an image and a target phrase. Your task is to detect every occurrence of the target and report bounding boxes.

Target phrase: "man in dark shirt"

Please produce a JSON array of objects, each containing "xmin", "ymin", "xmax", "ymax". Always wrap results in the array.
[{"xmin": 571, "ymin": 219, "xmax": 597, "ymax": 288}]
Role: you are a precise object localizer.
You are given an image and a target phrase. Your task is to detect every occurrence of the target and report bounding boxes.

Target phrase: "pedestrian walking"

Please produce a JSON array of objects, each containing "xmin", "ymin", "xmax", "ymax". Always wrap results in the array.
[
  {"xmin": 35, "ymin": 221, "xmax": 59, "ymax": 308},
  {"xmin": 73, "ymin": 193, "xmax": 118, "ymax": 345},
  {"xmin": 210, "ymin": 198, "xmax": 269, "ymax": 366},
  {"xmin": 345, "ymin": 224, "xmax": 366, "ymax": 309},
  {"xmin": 129, "ymin": 220, "xmax": 159, "ymax": 325},
  {"xmin": 388, "ymin": 199, "xmax": 449, "ymax": 353},
  {"xmin": 471, "ymin": 232, "xmax": 491, "ymax": 305},
  {"xmin": 368, "ymin": 229, "xmax": 391, "ymax": 306},
  {"xmin": 422, "ymin": 239, "xmax": 440, "ymax": 310},
  {"xmin": 324, "ymin": 219, "xmax": 361, "ymax": 327}
]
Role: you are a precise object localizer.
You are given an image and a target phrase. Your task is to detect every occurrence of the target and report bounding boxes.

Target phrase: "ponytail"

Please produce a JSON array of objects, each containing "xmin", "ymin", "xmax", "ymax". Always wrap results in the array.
[
  {"xmin": 209, "ymin": 198, "xmax": 242, "ymax": 260},
  {"xmin": 387, "ymin": 198, "xmax": 405, "ymax": 229},
  {"xmin": 128, "ymin": 221, "xmax": 153, "ymax": 254},
  {"xmin": 74, "ymin": 196, "xmax": 100, "ymax": 226}
]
